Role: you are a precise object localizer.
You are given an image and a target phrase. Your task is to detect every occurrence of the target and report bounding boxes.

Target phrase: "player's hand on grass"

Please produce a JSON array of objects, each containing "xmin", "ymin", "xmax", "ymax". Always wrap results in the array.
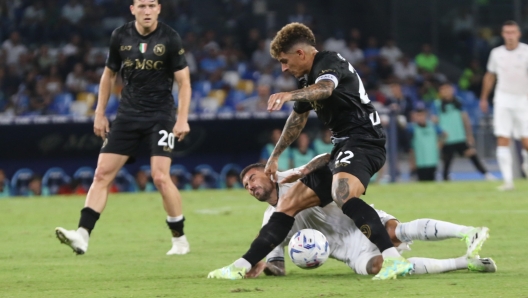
[
  {"xmin": 93, "ymin": 112, "xmax": 109, "ymax": 140},
  {"xmin": 279, "ymin": 168, "xmax": 305, "ymax": 184},
  {"xmin": 245, "ymin": 261, "xmax": 267, "ymax": 278},
  {"xmin": 268, "ymin": 92, "xmax": 292, "ymax": 111},
  {"xmin": 264, "ymin": 158, "xmax": 279, "ymax": 181},
  {"xmin": 479, "ymin": 99, "xmax": 489, "ymax": 114},
  {"xmin": 173, "ymin": 120, "xmax": 190, "ymax": 142}
]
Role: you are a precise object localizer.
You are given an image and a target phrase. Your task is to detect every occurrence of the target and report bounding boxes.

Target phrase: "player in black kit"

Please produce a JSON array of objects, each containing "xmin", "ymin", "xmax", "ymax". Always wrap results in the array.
[
  {"xmin": 208, "ymin": 23, "xmax": 413, "ymax": 280},
  {"xmin": 55, "ymin": 0, "xmax": 192, "ymax": 256}
]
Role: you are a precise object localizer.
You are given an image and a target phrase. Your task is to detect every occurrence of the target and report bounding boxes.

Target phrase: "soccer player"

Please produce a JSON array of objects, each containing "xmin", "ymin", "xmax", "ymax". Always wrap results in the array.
[
  {"xmin": 55, "ymin": 0, "xmax": 192, "ymax": 255},
  {"xmin": 238, "ymin": 161, "xmax": 495, "ymax": 277},
  {"xmin": 209, "ymin": 23, "xmax": 413, "ymax": 280},
  {"xmin": 434, "ymin": 83, "xmax": 494, "ymax": 181},
  {"xmin": 480, "ymin": 20, "xmax": 528, "ymax": 191}
]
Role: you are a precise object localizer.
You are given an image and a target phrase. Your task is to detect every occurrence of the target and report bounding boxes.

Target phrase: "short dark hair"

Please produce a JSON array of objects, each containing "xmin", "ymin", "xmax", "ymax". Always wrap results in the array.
[
  {"xmin": 503, "ymin": 20, "xmax": 519, "ymax": 28},
  {"xmin": 240, "ymin": 163, "xmax": 265, "ymax": 181},
  {"xmin": 131, "ymin": 0, "xmax": 160, "ymax": 5},
  {"xmin": 270, "ymin": 22, "xmax": 316, "ymax": 59}
]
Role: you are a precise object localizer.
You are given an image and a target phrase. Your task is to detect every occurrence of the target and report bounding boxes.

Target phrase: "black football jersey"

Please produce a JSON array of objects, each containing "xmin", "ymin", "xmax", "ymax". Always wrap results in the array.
[
  {"xmin": 106, "ymin": 21, "xmax": 188, "ymax": 121},
  {"xmin": 293, "ymin": 51, "xmax": 385, "ymax": 147}
]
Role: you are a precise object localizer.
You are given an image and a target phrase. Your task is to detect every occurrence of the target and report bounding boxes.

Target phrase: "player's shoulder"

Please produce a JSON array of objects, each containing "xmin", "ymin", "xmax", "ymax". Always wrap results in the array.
[
  {"xmin": 111, "ymin": 21, "xmax": 134, "ymax": 37},
  {"xmin": 313, "ymin": 51, "xmax": 346, "ymax": 74},
  {"xmin": 158, "ymin": 22, "xmax": 181, "ymax": 38},
  {"xmin": 315, "ymin": 51, "xmax": 345, "ymax": 64}
]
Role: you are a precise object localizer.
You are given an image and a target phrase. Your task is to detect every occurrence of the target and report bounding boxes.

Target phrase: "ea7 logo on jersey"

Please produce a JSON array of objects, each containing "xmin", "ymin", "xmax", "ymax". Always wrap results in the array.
[
  {"xmin": 120, "ymin": 45, "xmax": 132, "ymax": 51},
  {"xmin": 335, "ymin": 150, "xmax": 354, "ymax": 167}
]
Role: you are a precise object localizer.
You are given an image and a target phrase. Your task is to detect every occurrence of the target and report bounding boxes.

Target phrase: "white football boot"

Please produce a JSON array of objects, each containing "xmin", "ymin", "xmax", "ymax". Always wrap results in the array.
[
  {"xmin": 55, "ymin": 227, "xmax": 88, "ymax": 255},
  {"xmin": 468, "ymin": 257, "xmax": 497, "ymax": 273},
  {"xmin": 462, "ymin": 227, "xmax": 489, "ymax": 258},
  {"xmin": 497, "ymin": 183, "xmax": 514, "ymax": 191},
  {"xmin": 166, "ymin": 235, "xmax": 190, "ymax": 255}
]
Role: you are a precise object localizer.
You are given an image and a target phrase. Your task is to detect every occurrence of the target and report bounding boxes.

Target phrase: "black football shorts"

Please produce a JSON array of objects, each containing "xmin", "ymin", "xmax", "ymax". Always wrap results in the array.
[
  {"xmin": 300, "ymin": 165, "xmax": 334, "ymax": 207},
  {"xmin": 101, "ymin": 117, "xmax": 175, "ymax": 161},
  {"xmin": 328, "ymin": 139, "xmax": 386, "ymax": 191}
]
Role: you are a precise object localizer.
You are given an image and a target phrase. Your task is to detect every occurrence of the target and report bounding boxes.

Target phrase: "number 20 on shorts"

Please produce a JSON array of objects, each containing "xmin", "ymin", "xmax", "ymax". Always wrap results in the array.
[{"xmin": 158, "ymin": 130, "xmax": 175, "ymax": 149}]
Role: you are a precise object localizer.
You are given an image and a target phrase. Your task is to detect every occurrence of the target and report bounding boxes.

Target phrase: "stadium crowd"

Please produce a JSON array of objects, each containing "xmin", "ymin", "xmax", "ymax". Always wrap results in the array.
[{"xmin": 0, "ymin": 0, "xmax": 504, "ymax": 196}]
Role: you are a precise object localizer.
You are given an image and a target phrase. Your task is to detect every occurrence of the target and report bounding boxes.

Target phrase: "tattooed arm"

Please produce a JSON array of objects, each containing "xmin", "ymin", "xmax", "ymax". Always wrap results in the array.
[
  {"xmin": 268, "ymin": 80, "xmax": 335, "ymax": 111},
  {"xmin": 265, "ymin": 110, "xmax": 309, "ymax": 178},
  {"xmin": 279, "ymin": 153, "xmax": 331, "ymax": 183}
]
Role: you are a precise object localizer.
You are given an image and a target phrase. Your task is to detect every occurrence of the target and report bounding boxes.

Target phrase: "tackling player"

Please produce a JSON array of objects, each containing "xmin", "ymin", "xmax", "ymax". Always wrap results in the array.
[{"xmin": 55, "ymin": 0, "xmax": 192, "ymax": 255}]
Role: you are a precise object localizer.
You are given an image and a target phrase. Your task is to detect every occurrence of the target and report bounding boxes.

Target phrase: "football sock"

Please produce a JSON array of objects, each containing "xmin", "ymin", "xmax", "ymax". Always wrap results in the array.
[
  {"xmin": 341, "ymin": 198, "xmax": 397, "ymax": 256},
  {"xmin": 78, "ymin": 207, "xmax": 100, "ymax": 235},
  {"xmin": 496, "ymin": 146, "xmax": 513, "ymax": 184},
  {"xmin": 469, "ymin": 155, "xmax": 487, "ymax": 174},
  {"xmin": 166, "ymin": 216, "xmax": 185, "ymax": 237},
  {"xmin": 395, "ymin": 219, "xmax": 473, "ymax": 242},
  {"xmin": 408, "ymin": 257, "xmax": 467, "ymax": 274},
  {"xmin": 242, "ymin": 212, "xmax": 295, "ymax": 267}
]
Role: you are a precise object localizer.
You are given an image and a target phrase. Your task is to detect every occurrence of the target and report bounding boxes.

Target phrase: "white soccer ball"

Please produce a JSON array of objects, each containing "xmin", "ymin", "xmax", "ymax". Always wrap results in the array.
[{"xmin": 288, "ymin": 229, "xmax": 329, "ymax": 269}]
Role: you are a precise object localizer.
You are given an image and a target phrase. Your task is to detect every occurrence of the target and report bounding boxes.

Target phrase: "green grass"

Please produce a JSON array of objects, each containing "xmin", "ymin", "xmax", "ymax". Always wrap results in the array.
[{"xmin": 1, "ymin": 181, "xmax": 528, "ymax": 297}]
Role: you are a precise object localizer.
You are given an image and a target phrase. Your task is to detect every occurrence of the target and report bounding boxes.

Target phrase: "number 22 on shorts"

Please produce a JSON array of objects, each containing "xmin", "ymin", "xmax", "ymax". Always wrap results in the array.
[{"xmin": 335, "ymin": 150, "xmax": 354, "ymax": 167}]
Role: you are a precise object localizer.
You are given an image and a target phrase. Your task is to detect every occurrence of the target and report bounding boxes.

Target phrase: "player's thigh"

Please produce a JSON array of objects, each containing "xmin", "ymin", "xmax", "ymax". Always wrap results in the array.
[
  {"xmin": 513, "ymin": 103, "xmax": 528, "ymax": 139},
  {"xmin": 149, "ymin": 120, "xmax": 176, "ymax": 158},
  {"xmin": 331, "ymin": 172, "xmax": 365, "ymax": 206},
  {"xmin": 493, "ymin": 106, "xmax": 514, "ymax": 138},
  {"xmin": 94, "ymin": 153, "xmax": 129, "ymax": 182},
  {"xmin": 101, "ymin": 118, "xmax": 142, "ymax": 157},
  {"xmin": 299, "ymin": 166, "xmax": 334, "ymax": 207},
  {"xmin": 275, "ymin": 181, "xmax": 321, "ymax": 217}
]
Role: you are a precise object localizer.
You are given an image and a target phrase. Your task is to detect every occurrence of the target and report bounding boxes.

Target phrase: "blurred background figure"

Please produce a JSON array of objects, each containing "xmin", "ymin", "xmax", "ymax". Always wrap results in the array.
[
  {"xmin": 291, "ymin": 133, "xmax": 316, "ymax": 168},
  {"xmin": 28, "ymin": 174, "xmax": 43, "ymax": 196},
  {"xmin": 224, "ymin": 169, "xmax": 242, "ymax": 190},
  {"xmin": 260, "ymin": 129, "xmax": 292, "ymax": 171},
  {"xmin": 134, "ymin": 169, "xmax": 155, "ymax": 192},
  {"xmin": 0, "ymin": 169, "xmax": 10, "ymax": 197},
  {"xmin": 313, "ymin": 129, "xmax": 333, "ymax": 155},
  {"xmin": 187, "ymin": 171, "xmax": 207, "ymax": 191}
]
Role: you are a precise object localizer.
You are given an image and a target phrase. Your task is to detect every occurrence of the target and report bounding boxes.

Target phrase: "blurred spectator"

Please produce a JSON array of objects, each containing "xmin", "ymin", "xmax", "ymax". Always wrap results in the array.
[
  {"xmin": 0, "ymin": 169, "xmax": 9, "ymax": 197},
  {"xmin": 363, "ymin": 36, "xmax": 380, "ymax": 68},
  {"xmin": 288, "ymin": 2, "xmax": 313, "ymax": 27},
  {"xmin": 251, "ymin": 39, "xmax": 272, "ymax": 72},
  {"xmin": 187, "ymin": 171, "xmax": 207, "ymax": 190},
  {"xmin": 323, "ymin": 31, "xmax": 346, "ymax": 53},
  {"xmin": 408, "ymin": 105, "xmax": 445, "ymax": 181},
  {"xmin": 419, "ymin": 80, "xmax": 439, "ymax": 104},
  {"xmin": 62, "ymin": 34, "xmax": 81, "ymax": 57},
  {"xmin": 36, "ymin": 45, "xmax": 56, "ymax": 70},
  {"xmin": 394, "ymin": 55, "xmax": 418, "ymax": 81},
  {"xmin": 458, "ymin": 59, "xmax": 483, "ymax": 97},
  {"xmin": 340, "ymin": 40, "xmax": 364, "ymax": 66},
  {"xmin": 380, "ymin": 38, "xmax": 402, "ymax": 65},
  {"xmin": 28, "ymin": 174, "xmax": 43, "ymax": 196},
  {"xmin": 43, "ymin": 66, "xmax": 64, "ymax": 97},
  {"xmin": 452, "ymin": 9, "xmax": 474, "ymax": 40},
  {"xmin": 21, "ymin": 1, "xmax": 46, "ymax": 43},
  {"xmin": 415, "ymin": 44, "xmax": 439, "ymax": 73},
  {"xmin": 347, "ymin": 28, "xmax": 363, "ymax": 47},
  {"xmin": 61, "ymin": 0, "xmax": 85, "ymax": 25},
  {"xmin": 257, "ymin": 66, "xmax": 274, "ymax": 87},
  {"xmin": 237, "ymin": 84, "xmax": 271, "ymax": 112},
  {"xmin": 200, "ymin": 45, "xmax": 226, "ymax": 75},
  {"xmin": 376, "ymin": 57, "xmax": 394, "ymax": 83},
  {"xmin": 385, "ymin": 83, "xmax": 414, "ymax": 153},
  {"xmin": 260, "ymin": 128, "xmax": 292, "ymax": 171},
  {"xmin": 65, "ymin": 63, "xmax": 88, "ymax": 95},
  {"xmin": 313, "ymin": 129, "xmax": 333, "ymax": 155},
  {"xmin": 29, "ymin": 80, "xmax": 53, "ymax": 114},
  {"xmin": 1, "ymin": 31, "xmax": 27, "ymax": 66},
  {"xmin": 0, "ymin": 68, "xmax": 9, "ymax": 113},
  {"xmin": 242, "ymin": 28, "xmax": 260, "ymax": 61},
  {"xmin": 274, "ymin": 72, "xmax": 297, "ymax": 92},
  {"xmin": 291, "ymin": 133, "xmax": 316, "ymax": 168},
  {"xmin": 135, "ymin": 169, "xmax": 155, "ymax": 192},
  {"xmin": 225, "ymin": 169, "xmax": 242, "ymax": 189}
]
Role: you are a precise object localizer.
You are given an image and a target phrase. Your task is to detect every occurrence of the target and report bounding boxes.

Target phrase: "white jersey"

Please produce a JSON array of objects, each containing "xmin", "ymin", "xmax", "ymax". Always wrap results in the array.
[
  {"xmin": 262, "ymin": 170, "xmax": 397, "ymax": 274},
  {"xmin": 487, "ymin": 43, "xmax": 528, "ymax": 100}
]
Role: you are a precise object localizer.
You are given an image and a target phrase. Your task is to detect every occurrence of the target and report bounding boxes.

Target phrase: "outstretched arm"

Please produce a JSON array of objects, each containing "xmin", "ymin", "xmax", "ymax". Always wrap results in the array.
[
  {"xmin": 279, "ymin": 153, "xmax": 331, "ymax": 183},
  {"xmin": 268, "ymin": 80, "xmax": 335, "ymax": 111}
]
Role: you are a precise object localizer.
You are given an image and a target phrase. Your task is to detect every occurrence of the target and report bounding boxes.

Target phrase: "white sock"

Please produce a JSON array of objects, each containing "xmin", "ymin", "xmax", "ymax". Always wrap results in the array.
[
  {"xmin": 234, "ymin": 258, "xmax": 252, "ymax": 271},
  {"xmin": 496, "ymin": 146, "xmax": 513, "ymax": 185},
  {"xmin": 77, "ymin": 227, "xmax": 90, "ymax": 243},
  {"xmin": 167, "ymin": 215, "xmax": 184, "ymax": 222},
  {"xmin": 408, "ymin": 256, "xmax": 467, "ymax": 274},
  {"xmin": 395, "ymin": 219, "xmax": 473, "ymax": 242},
  {"xmin": 381, "ymin": 247, "xmax": 401, "ymax": 258}
]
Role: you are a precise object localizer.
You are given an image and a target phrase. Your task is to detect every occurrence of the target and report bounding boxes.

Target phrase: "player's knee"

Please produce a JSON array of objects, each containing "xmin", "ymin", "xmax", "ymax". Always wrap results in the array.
[
  {"xmin": 93, "ymin": 166, "xmax": 114, "ymax": 184},
  {"xmin": 151, "ymin": 171, "xmax": 169, "ymax": 188}
]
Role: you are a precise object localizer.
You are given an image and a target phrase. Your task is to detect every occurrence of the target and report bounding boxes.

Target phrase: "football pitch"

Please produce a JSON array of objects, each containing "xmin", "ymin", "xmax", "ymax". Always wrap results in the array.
[{"xmin": 1, "ymin": 181, "xmax": 528, "ymax": 298}]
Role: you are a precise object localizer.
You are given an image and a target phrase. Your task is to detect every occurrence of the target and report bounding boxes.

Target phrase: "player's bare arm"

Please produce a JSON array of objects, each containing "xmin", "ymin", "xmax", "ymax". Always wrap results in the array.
[
  {"xmin": 462, "ymin": 112, "xmax": 474, "ymax": 146},
  {"xmin": 279, "ymin": 153, "xmax": 331, "ymax": 183},
  {"xmin": 265, "ymin": 110, "xmax": 309, "ymax": 178},
  {"xmin": 480, "ymin": 72, "xmax": 496, "ymax": 113},
  {"xmin": 94, "ymin": 67, "xmax": 118, "ymax": 139},
  {"xmin": 173, "ymin": 66, "xmax": 191, "ymax": 142},
  {"xmin": 268, "ymin": 80, "xmax": 334, "ymax": 111},
  {"xmin": 245, "ymin": 260, "xmax": 285, "ymax": 278}
]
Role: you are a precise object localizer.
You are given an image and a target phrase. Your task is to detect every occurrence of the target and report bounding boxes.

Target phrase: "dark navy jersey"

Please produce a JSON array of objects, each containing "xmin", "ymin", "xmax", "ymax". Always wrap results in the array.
[
  {"xmin": 106, "ymin": 21, "xmax": 187, "ymax": 121},
  {"xmin": 293, "ymin": 51, "xmax": 385, "ymax": 147}
]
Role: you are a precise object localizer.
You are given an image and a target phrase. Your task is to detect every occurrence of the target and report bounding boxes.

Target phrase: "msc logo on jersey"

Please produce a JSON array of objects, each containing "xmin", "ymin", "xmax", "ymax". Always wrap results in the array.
[
  {"xmin": 153, "ymin": 44, "xmax": 165, "ymax": 56},
  {"xmin": 123, "ymin": 58, "xmax": 164, "ymax": 70},
  {"xmin": 120, "ymin": 45, "xmax": 132, "ymax": 51}
]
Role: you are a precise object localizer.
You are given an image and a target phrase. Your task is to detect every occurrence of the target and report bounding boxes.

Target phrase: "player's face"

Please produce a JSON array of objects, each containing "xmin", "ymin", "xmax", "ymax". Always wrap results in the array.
[
  {"xmin": 277, "ymin": 51, "xmax": 306, "ymax": 78},
  {"xmin": 130, "ymin": 0, "xmax": 160, "ymax": 29},
  {"xmin": 242, "ymin": 168, "xmax": 274, "ymax": 202},
  {"xmin": 502, "ymin": 25, "xmax": 521, "ymax": 46}
]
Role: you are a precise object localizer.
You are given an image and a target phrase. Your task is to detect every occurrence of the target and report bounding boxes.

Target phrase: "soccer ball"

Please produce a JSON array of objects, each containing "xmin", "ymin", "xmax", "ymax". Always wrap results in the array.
[{"xmin": 288, "ymin": 229, "xmax": 329, "ymax": 269}]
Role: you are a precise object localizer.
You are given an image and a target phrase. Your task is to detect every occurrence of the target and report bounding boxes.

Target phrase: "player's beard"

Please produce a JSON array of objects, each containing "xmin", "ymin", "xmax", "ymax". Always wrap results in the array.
[{"xmin": 254, "ymin": 184, "xmax": 274, "ymax": 202}]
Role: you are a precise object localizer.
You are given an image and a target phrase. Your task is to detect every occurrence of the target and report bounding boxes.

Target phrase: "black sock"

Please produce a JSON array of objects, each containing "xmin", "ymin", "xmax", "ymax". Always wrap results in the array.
[
  {"xmin": 78, "ymin": 207, "xmax": 100, "ymax": 235},
  {"xmin": 166, "ymin": 217, "xmax": 185, "ymax": 237},
  {"xmin": 242, "ymin": 212, "xmax": 295, "ymax": 267},
  {"xmin": 469, "ymin": 155, "xmax": 487, "ymax": 174},
  {"xmin": 341, "ymin": 198, "xmax": 394, "ymax": 252}
]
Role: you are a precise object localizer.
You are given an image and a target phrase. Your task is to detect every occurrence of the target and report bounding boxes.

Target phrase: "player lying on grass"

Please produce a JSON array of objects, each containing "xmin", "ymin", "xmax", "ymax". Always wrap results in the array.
[{"xmin": 209, "ymin": 155, "xmax": 495, "ymax": 279}]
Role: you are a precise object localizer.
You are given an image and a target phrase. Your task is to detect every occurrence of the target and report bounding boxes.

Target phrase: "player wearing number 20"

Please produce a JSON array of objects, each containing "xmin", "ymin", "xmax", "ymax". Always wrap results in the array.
[
  {"xmin": 55, "ymin": 0, "xmax": 192, "ymax": 256},
  {"xmin": 208, "ymin": 23, "xmax": 412, "ymax": 281}
]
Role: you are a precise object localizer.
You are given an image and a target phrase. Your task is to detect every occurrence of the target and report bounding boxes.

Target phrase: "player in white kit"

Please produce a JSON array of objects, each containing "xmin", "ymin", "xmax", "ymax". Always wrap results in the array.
[
  {"xmin": 240, "ymin": 157, "xmax": 496, "ymax": 277},
  {"xmin": 481, "ymin": 20, "xmax": 528, "ymax": 191}
]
